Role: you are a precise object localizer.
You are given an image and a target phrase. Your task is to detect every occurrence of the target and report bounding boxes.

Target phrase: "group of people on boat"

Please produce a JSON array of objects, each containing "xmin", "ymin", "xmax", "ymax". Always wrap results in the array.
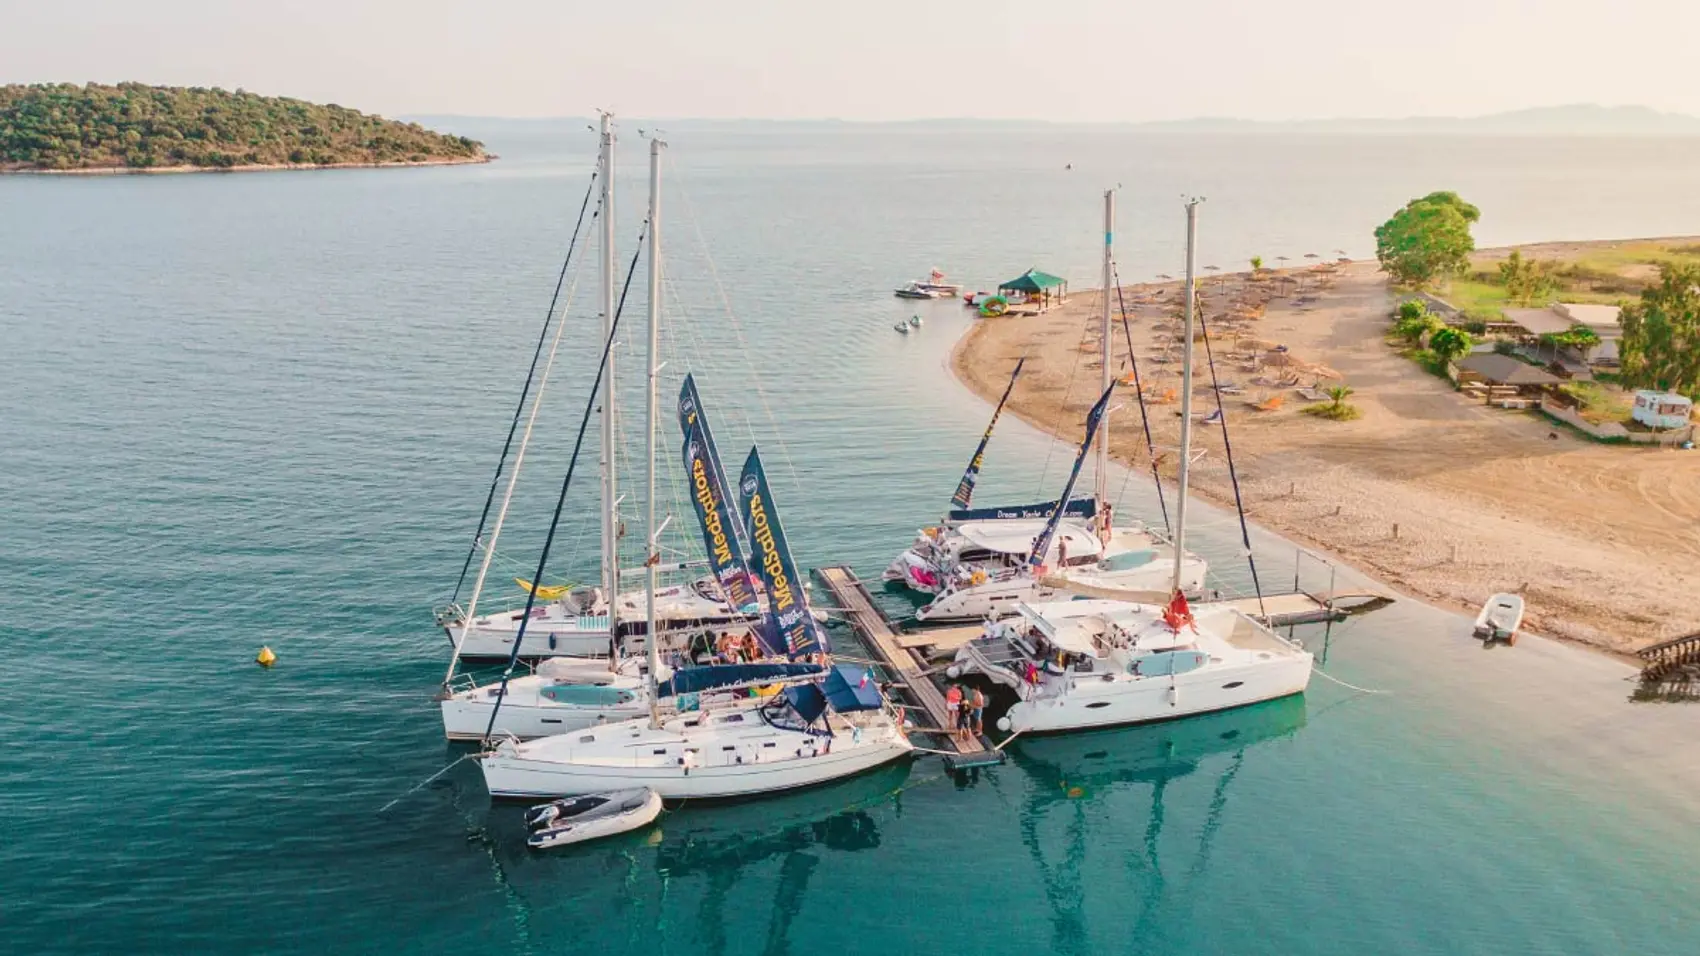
[{"xmin": 944, "ymin": 683, "xmax": 987, "ymax": 741}]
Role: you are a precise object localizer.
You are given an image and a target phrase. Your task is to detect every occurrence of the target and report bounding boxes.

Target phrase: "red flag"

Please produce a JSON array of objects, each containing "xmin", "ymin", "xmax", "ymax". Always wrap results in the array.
[{"xmin": 1163, "ymin": 590, "xmax": 1196, "ymax": 633}]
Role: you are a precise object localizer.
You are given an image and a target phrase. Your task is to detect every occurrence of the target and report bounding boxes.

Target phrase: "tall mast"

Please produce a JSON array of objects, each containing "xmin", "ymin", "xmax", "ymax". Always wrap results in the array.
[
  {"xmin": 1172, "ymin": 198, "xmax": 1200, "ymax": 594},
  {"xmin": 598, "ymin": 113, "xmax": 619, "ymax": 650},
  {"xmin": 645, "ymin": 135, "xmax": 665, "ymax": 727},
  {"xmin": 1094, "ymin": 188, "xmax": 1114, "ymax": 517}
]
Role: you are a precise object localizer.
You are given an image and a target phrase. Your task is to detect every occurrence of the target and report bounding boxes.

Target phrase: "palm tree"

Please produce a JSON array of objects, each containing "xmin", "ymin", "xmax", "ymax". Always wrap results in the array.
[{"xmin": 1326, "ymin": 384, "xmax": 1354, "ymax": 413}]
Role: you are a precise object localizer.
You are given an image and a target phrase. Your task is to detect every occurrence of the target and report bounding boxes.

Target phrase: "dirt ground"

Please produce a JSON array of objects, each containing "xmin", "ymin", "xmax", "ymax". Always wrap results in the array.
[{"xmin": 952, "ymin": 252, "xmax": 1700, "ymax": 654}]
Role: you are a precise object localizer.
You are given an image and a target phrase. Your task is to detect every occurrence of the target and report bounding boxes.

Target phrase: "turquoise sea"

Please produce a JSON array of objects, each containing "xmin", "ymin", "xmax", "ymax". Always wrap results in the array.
[{"xmin": 4, "ymin": 124, "xmax": 1699, "ymax": 954}]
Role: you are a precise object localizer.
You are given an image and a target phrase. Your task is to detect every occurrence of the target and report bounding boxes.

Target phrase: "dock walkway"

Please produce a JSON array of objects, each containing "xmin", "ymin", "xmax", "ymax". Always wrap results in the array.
[{"xmin": 815, "ymin": 565, "xmax": 1002, "ymax": 771}]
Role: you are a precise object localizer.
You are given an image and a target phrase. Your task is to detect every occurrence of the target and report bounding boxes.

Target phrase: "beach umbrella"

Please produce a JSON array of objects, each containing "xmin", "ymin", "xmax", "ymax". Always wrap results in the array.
[
  {"xmin": 1308, "ymin": 365, "xmax": 1344, "ymax": 380},
  {"xmin": 1156, "ymin": 273, "xmax": 1173, "ymax": 281},
  {"xmin": 1262, "ymin": 350, "xmax": 1298, "ymax": 367},
  {"xmin": 1305, "ymin": 253, "xmax": 1320, "ymax": 260}
]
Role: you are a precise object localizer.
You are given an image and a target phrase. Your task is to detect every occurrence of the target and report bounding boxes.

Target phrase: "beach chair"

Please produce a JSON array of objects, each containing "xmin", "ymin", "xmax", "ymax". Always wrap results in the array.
[
  {"xmin": 1248, "ymin": 395, "xmax": 1285, "ymax": 412},
  {"xmin": 1148, "ymin": 387, "xmax": 1179, "ymax": 405}
]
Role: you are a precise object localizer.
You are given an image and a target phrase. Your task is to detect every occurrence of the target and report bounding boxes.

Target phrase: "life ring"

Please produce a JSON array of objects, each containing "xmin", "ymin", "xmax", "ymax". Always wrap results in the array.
[
  {"xmin": 979, "ymin": 295, "xmax": 1010, "ymax": 317},
  {"xmin": 969, "ymin": 570, "xmax": 988, "ymax": 586}
]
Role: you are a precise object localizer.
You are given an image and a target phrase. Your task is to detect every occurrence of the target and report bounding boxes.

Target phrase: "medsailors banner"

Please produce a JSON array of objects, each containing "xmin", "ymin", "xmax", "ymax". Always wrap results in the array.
[
  {"xmin": 677, "ymin": 374, "xmax": 741, "ymax": 531},
  {"xmin": 683, "ymin": 420, "xmax": 761, "ymax": 616},
  {"xmin": 738, "ymin": 446, "xmax": 827, "ymax": 659}
]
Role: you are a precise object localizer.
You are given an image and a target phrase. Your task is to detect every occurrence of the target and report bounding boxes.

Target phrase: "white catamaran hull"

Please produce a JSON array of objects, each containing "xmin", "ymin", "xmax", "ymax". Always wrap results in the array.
[
  {"xmin": 917, "ymin": 557, "xmax": 1208, "ymax": 623},
  {"xmin": 1002, "ymin": 655, "xmax": 1312, "ymax": 734}
]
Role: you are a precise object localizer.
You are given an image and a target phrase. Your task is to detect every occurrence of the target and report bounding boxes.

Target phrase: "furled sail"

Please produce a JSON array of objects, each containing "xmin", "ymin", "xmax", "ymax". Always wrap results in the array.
[
  {"xmin": 1028, "ymin": 385, "xmax": 1115, "ymax": 568},
  {"xmin": 946, "ymin": 498, "xmax": 1096, "ymax": 523},
  {"xmin": 738, "ymin": 446, "xmax": 828, "ymax": 659},
  {"xmin": 950, "ymin": 357, "xmax": 1024, "ymax": 509}
]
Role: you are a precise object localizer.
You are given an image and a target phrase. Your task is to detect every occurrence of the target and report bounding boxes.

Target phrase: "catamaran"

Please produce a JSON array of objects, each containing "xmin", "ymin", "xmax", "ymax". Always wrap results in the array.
[
  {"xmin": 478, "ymin": 134, "xmax": 911, "ymax": 800},
  {"xmin": 943, "ymin": 195, "xmax": 1312, "ymax": 734},
  {"xmin": 885, "ymin": 278, "xmax": 1209, "ymax": 619}
]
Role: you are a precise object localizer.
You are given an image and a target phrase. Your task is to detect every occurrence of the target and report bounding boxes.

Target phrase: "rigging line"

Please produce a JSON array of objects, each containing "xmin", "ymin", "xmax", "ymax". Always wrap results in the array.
[
  {"xmin": 377, "ymin": 752, "xmax": 479, "ymax": 815},
  {"xmin": 1197, "ymin": 303, "xmax": 1267, "ymax": 617},
  {"xmin": 482, "ymin": 222, "xmax": 650, "ymax": 742},
  {"xmin": 1311, "ymin": 665, "xmax": 1389, "ymax": 695},
  {"xmin": 442, "ymin": 213, "xmax": 595, "ymax": 685},
  {"xmin": 451, "ymin": 169, "xmax": 602, "ymax": 606},
  {"xmin": 1112, "ymin": 262, "xmax": 1171, "ymax": 534},
  {"xmin": 665, "ymin": 168, "xmax": 805, "ymax": 495}
]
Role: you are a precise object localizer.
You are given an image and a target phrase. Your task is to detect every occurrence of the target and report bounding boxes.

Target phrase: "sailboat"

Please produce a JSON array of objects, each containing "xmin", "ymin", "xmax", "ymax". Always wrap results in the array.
[
  {"xmin": 942, "ymin": 198, "xmax": 1312, "ymax": 734},
  {"xmin": 907, "ymin": 193, "xmax": 1208, "ymax": 622},
  {"xmin": 477, "ymin": 137, "xmax": 912, "ymax": 800}
]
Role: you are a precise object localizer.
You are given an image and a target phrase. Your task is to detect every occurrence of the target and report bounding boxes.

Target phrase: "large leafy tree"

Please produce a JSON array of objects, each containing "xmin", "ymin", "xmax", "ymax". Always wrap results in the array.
[
  {"xmin": 1620, "ymin": 263, "xmax": 1700, "ymax": 397},
  {"xmin": 1498, "ymin": 250, "xmax": 1558, "ymax": 306},
  {"xmin": 1374, "ymin": 191, "xmax": 1479, "ymax": 287},
  {"xmin": 1429, "ymin": 326, "xmax": 1475, "ymax": 366}
]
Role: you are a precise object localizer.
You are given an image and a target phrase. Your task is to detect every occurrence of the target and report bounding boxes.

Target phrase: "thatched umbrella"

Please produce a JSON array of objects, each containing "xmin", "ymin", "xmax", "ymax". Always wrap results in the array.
[
  {"xmin": 1262, "ymin": 350, "xmax": 1298, "ymax": 367},
  {"xmin": 1307, "ymin": 364, "xmax": 1344, "ymax": 380}
]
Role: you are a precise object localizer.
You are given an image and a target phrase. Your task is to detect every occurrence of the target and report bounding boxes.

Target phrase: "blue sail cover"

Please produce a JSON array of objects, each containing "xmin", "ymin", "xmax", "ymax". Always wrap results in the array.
[
  {"xmin": 823, "ymin": 664, "xmax": 883, "ymax": 712},
  {"xmin": 683, "ymin": 422, "xmax": 761, "ymax": 614},
  {"xmin": 947, "ymin": 498, "xmax": 1096, "ymax": 523},
  {"xmin": 738, "ymin": 446, "xmax": 828, "ymax": 659},
  {"xmin": 1028, "ymin": 385, "xmax": 1115, "ymax": 568},
  {"xmin": 656, "ymin": 662, "xmax": 826, "ymax": 698},
  {"xmin": 783, "ymin": 682, "xmax": 828, "ymax": 725},
  {"xmin": 951, "ymin": 357, "xmax": 1024, "ymax": 509}
]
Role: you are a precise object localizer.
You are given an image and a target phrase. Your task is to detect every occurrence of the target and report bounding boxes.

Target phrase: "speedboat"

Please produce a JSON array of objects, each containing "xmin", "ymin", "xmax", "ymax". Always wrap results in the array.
[
  {"xmin": 894, "ymin": 321, "xmax": 911, "ymax": 333},
  {"xmin": 894, "ymin": 282, "xmax": 945, "ymax": 300},
  {"xmin": 1472, "ymin": 593, "xmax": 1525, "ymax": 645},
  {"xmin": 525, "ymin": 788, "xmax": 662, "ymax": 849},
  {"xmin": 440, "ymin": 658, "xmax": 828, "ymax": 740},
  {"xmin": 479, "ymin": 665, "xmax": 914, "ymax": 800},
  {"xmin": 947, "ymin": 596, "xmax": 1312, "ymax": 734}
]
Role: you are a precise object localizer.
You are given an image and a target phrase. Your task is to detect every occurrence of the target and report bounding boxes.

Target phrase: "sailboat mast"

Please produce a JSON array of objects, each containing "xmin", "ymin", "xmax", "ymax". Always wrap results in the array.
[
  {"xmin": 1095, "ymin": 189, "xmax": 1114, "ymax": 515},
  {"xmin": 645, "ymin": 135, "xmax": 665, "ymax": 727},
  {"xmin": 1172, "ymin": 199, "xmax": 1200, "ymax": 594},
  {"xmin": 598, "ymin": 113, "xmax": 619, "ymax": 651}
]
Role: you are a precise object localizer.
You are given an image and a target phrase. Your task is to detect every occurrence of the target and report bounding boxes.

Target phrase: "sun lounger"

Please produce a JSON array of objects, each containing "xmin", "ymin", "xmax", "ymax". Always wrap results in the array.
[
  {"xmin": 1247, "ymin": 395, "xmax": 1285, "ymax": 412},
  {"xmin": 1296, "ymin": 387, "xmax": 1328, "ymax": 402}
]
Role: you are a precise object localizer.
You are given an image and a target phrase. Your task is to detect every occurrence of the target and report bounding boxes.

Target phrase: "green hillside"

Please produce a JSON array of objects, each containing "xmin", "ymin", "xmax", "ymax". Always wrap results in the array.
[{"xmin": 0, "ymin": 82, "xmax": 486, "ymax": 171}]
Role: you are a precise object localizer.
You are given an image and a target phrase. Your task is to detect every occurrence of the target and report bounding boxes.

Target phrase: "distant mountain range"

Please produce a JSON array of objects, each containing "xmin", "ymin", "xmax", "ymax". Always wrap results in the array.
[{"xmin": 407, "ymin": 105, "xmax": 1700, "ymax": 136}]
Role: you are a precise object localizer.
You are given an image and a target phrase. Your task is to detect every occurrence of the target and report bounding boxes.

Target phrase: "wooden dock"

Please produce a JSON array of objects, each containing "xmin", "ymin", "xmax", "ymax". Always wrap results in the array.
[
  {"xmin": 815, "ymin": 566, "xmax": 1002, "ymax": 771},
  {"xmin": 1639, "ymin": 631, "xmax": 1700, "ymax": 686}
]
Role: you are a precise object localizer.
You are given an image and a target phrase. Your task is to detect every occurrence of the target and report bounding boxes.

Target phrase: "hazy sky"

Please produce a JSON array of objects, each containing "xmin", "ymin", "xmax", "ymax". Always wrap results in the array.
[{"xmin": 6, "ymin": 0, "xmax": 1698, "ymax": 121}]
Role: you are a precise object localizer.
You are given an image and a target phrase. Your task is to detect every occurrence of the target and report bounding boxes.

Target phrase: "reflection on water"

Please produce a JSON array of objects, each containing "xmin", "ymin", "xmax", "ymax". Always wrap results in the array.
[{"xmin": 1011, "ymin": 697, "xmax": 1308, "ymax": 956}]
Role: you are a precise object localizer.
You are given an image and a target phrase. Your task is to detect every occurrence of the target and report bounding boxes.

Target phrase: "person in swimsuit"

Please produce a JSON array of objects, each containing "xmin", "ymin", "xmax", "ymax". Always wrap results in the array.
[
  {"xmin": 971, "ymin": 687, "xmax": 986, "ymax": 735},
  {"xmin": 945, "ymin": 684, "xmax": 962, "ymax": 740}
]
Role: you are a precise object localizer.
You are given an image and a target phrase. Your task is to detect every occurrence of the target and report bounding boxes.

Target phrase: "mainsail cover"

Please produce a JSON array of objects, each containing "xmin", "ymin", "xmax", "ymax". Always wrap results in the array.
[
  {"xmin": 947, "ymin": 498, "xmax": 1096, "ymax": 523},
  {"xmin": 950, "ymin": 357, "xmax": 1024, "ymax": 509},
  {"xmin": 738, "ymin": 446, "xmax": 828, "ymax": 659},
  {"xmin": 1028, "ymin": 385, "xmax": 1115, "ymax": 568}
]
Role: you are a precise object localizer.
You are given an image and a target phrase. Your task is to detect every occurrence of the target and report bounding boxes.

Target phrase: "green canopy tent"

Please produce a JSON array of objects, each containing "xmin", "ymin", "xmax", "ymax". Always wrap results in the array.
[{"xmin": 998, "ymin": 268, "xmax": 1068, "ymax": 311}]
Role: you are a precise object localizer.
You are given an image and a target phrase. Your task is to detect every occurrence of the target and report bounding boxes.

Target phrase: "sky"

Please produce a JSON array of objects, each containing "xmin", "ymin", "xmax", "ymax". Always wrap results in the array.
[{"xmin": 5, "ymin": 0, "xmax": 1699, "ymax": 121}]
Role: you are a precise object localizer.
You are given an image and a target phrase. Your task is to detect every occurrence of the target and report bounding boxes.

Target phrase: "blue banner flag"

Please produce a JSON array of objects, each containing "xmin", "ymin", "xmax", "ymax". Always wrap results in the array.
[
  {"xmin": 683, "ymin": 422, "xmax": 761, "ymax": 615},
  {"xmin": 1028, "ymin": 385, "xmax": 1116, "ymax": 568},
  {"xmin": 950, "ymin": 358, "xmax": 1024, "ymax": 509},
  {"xmin": 678, "ymin": 374, "xmax": 745, "ymax": 536},
  {"xmin": 738, "ymin": 446, "xmax": 828, "ymax": 659}
]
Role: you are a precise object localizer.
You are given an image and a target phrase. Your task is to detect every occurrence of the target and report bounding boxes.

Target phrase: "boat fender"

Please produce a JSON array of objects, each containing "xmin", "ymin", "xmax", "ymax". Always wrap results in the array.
[
  {"xmin": 256, "ymin": 646, "xmax": 277, "ymax": 667},
  {"xmin": 1167, "ymin": 683, "xmax": 1179, "ymax": 707},
  {"xmin": 548, "ymin": 634, "xmax": 557, "ymax": 650},
  {"xmin": 680, "ymin": 750, "xmax": 696, "ymax": 775},
  {"xmin": 997, "ymin": 715, "xmax": 1012, "ymax": 732}
]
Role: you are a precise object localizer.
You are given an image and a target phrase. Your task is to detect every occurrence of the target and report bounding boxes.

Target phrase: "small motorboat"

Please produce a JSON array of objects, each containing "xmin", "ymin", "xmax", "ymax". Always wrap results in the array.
[
  {"xmin": 1472, "ymin": 593, "xmax": 1525, "ymax": 646},
  {"xmin": 894, "ymin": 322, "xmax": 910, "ymax": 334},
  {"xmin": 524, "ymin": 788, "xmax": 662, "ymax": 849},
  {"xmin": 908, "ymin": 315, "xmax": 923, "ymax": 328},
  {"xmin": 894, "ymin": 282, "xmax": 944, "ymax": 300}
]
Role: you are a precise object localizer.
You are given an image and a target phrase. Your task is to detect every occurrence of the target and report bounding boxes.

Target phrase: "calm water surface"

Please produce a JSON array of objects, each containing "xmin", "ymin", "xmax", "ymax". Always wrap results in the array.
[{"xmin": 3, "ymin": 125, "xmax": 1698, "ymax": 954}]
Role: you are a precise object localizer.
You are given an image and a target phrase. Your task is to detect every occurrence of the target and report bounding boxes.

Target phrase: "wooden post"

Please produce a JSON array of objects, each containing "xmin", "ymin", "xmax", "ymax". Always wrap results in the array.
[{"xmin": 1392, "ymin": 523, "xmax": 1400, "ymax": 539}]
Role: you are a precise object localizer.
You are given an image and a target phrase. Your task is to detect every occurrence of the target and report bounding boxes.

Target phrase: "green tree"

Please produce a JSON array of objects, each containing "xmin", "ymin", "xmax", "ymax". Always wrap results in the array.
[
  {"xmin": 1374, "ymin": 191, "xmax": 1479, "ymax": 287},
  {"xmin": 1429, "ymin": 326, "xmax": 1475, "ymax": 366},
  {"xmin": 1393, "ymin": 306, "xmax": 1444, "ymax": 343},
  {"xmin": 1396, "ymin": 298, "xmax": 1428, "ymax": 322},
  {"xmin": 1250, "ymin": 256, "xmax": 1264, "ymax": 272},
  {"xmin": 1326, "ymin": 385, "xmax": 1354, "ymax": 412},
  {"xmin": 1620, "ymin": 263, "xmax": 1700, "ymax": 396},
  {"xmin": 1498, "ymin": 250, "xmax": 1559, "ymax": 306}
]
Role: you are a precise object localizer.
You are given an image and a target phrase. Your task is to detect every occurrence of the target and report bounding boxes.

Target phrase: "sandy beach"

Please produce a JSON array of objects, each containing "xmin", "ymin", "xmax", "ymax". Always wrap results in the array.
[{"xmin": 951, "ymin": 245, "xmax": 1700, "ymax": 655}]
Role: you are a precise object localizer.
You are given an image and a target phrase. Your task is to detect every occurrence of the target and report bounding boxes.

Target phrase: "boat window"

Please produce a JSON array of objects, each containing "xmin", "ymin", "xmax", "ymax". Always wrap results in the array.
[
  {"xmin": 1086, "ymin": 702, "xmax": 1111, "ymax": 709},
  {"xmin": 716, "ymin": 713, "xmax": 745, "ymax": 724},
  {"xmin": 1222, "ymin": 681, "xmax": 1244, "ymax": 689},
  {"xmin": 652, "ymin": 749, "xmax": 668, "ymax": 755},
  {"xmin": 763, "ymin": 742, "xmax": 777, "ymax": 748},
  {"xmin": 722, "ymin": 746, "xmax": 736, "ymax": 751},
  {"xmin": 578, "ymin": 735, "xmax": 596, "ymax": 743}
]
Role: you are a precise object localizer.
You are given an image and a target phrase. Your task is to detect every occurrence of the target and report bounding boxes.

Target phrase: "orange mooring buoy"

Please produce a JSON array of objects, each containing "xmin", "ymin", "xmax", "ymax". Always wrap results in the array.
[{"xmin": 256, "ymin": 646, "xmax": 277, "ymax": 667}]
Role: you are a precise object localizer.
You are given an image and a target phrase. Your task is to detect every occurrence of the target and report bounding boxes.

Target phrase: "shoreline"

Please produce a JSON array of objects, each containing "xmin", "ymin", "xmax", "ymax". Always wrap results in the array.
[
  {"xmin": 0, "ymin": 155, "xmax": 493, "ymax": 176},
  {"xmin": 948, "ymin": 244, "xmax": 1700, "ymax": 659}
]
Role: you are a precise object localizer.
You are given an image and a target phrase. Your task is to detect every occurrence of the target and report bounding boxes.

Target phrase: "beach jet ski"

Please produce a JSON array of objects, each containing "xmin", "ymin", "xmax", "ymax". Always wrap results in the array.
[{"xmin": 524, "ymin": 788, "xmax": 663, "ymax": 849}]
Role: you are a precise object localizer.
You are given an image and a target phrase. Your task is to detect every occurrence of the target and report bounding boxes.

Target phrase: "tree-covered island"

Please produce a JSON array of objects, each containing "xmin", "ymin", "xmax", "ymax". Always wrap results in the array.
[{"xmin": 1, "ymin": 83, "xmax": 487, "ymax": 172}]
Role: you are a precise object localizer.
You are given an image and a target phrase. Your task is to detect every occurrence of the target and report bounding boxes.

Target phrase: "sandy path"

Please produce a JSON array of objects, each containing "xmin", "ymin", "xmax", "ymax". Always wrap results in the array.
[{"xmin": 952, "ymin": 260, "xmax": 1700, "ymax": 654}]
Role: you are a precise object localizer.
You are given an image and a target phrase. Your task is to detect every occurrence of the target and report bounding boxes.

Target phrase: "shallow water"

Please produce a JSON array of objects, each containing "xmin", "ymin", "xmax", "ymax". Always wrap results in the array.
[{"xmin": 3, "ymin": 124, "xmax": 1698, "ymax": 954}]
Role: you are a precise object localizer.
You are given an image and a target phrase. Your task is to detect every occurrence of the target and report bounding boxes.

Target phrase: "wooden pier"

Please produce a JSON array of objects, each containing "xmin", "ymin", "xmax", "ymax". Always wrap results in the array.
[
  {"xmin": 1638, "ymin": 632, "xmax": 1700, "ymax": 698},
  {"xmin": 815, "ymin": 566, "xmax": 1003, "ymax": 771}
]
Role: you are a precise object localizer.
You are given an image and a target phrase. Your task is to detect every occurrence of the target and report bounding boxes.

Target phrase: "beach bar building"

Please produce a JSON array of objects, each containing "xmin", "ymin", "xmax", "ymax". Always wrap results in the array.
[
  {"xmin": 998, "ymin": 268, "xmax": 1068, "ymax": 311},
  {"xmin": 1452, "ymin": 353, "xmax": 1561, "ymax": 405},
  {"xmin": 1631, "ymin": 390, "xmax": 1693, "ymax": 430}
]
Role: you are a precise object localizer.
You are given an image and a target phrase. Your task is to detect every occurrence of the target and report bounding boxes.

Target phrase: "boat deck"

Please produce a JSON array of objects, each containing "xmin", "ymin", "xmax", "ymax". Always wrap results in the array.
[{"xmin": 815, "ymin": 566, "xmax": 1003, "ymax": 771}]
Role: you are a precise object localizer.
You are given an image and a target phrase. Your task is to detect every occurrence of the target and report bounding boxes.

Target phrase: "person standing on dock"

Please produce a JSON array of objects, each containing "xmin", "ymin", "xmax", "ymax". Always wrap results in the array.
[
  {"xmin": 945, "ymin": 684, "xmax": 962, "ymax": 739},
  {"xmin": 970, "ymin": 687, "xmax": 986, "ymax": 736}
]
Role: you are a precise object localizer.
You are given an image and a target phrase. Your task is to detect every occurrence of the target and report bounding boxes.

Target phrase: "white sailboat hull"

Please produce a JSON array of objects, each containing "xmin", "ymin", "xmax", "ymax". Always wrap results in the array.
[
  {"xmin": 442, "ymin": 696, "xmax": 648, "ymax": 741},
  {"xmin": 1003, "ymin": 654, "xmax": 1313, "ymax": 734},
  {"xmin": 917, "ymin": 556, "xmax": 1208, "ymax": 623}
]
